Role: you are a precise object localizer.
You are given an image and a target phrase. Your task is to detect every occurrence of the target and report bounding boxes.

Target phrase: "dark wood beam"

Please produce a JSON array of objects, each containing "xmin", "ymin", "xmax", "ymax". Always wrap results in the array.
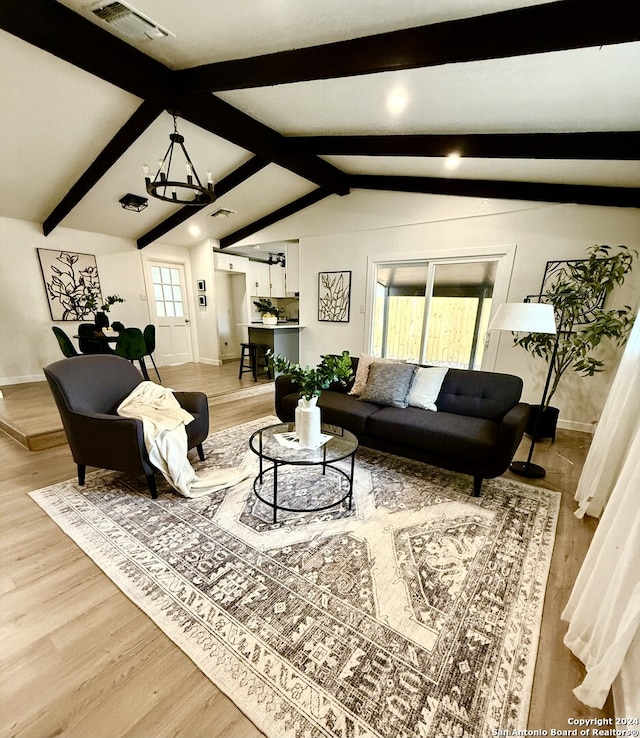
[
  {"xmin": 177, "ymin": 0, "xmax": 640, "ymax": 92},
  {"xmin": 350, "ymin": 175, "xmax": 640, "ymax": 209},
  {"xmin": 43, "ymin": 100, "xmax": 165, "ymax": 236},
  {"xmin": 137, "ymin": 156, "xmax": 269, "ymax": 249},
  {"xmin": 290, "ymin": 132, "xmax": 640, "ymax": 161},
  {"xmin": 219, "ymin": 189, "xmax": 332, "ymax": 249},
  {"xmin": 0, "ymin": 0, "xmax": 173, "ymax": 100},
  {"xmin": 178, "ymin": 94, "xmax": 350, "ymax": 195}
]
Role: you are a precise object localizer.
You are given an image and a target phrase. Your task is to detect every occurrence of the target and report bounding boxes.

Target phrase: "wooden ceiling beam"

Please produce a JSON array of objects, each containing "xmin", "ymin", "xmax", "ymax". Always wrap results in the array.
[
  {"xmin": 137, "ymin": 156, "xmax": 269, "ymax": 249},
  {"xmin": 177, "ymin": 0, "xmax": 640, "ymax": 92},
  {"xmin": 219, "ymin": 189, "xmax": 332, "ymax": 249},
  {"xmin": 0, "ymin": 0, "xmax": 172, "ymax": 100},
  {"xmin": 350, "ymin": 175, "xmax": 640, "ymax": 209},
  {"xmin": 177, "ymin": 95, "xmax": 350, "ymax": 195},
  {"xmin": 43, "ymin": 100, "xmax": 165, "ymax": 236},
  {"xmin": 290, "ymin": 132, "xmax": 640, "ymax": 160}
]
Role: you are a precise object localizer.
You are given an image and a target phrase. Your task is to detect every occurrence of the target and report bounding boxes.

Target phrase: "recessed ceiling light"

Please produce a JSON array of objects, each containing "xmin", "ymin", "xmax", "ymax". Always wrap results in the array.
[
  {"xmin": 188, "ymin": 225, "xmax": 201, "ymax": 237},
  {"xmin": 386, "ymin": 86, "xmax": 408, "ymax": 116},
  {"xmin": 445, "ymin": 153, "xmax": 462, "ymax": 170}
]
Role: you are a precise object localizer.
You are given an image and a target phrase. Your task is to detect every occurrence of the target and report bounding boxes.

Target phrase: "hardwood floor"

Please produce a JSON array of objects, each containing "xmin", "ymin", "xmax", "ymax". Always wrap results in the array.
[
  {"xmin": 0, "ymin": 364, "xmax": 612, "ymax": 737},
  {"xmin": 0, "ymin": 360, "xmax": 274, "ymax": 451}
]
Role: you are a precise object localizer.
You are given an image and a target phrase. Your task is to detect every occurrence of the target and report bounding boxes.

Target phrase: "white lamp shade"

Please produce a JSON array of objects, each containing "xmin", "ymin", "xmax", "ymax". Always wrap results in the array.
[{"xmin": 488, "ymin": 302, "xmax": 556, "ymax": 334}]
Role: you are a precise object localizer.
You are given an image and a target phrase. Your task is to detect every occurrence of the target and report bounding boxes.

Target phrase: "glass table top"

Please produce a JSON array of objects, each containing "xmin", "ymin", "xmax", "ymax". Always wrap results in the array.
[{"xmin": 249, "ymin": 422, "xmax": 358, "ymax": 465}]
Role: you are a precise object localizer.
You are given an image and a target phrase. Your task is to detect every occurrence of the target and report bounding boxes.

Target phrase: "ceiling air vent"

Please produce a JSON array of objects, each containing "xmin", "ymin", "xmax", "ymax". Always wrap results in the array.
[
  {"xmin": 210, "ymin": 208, "xmax": 237, "ymax": 219},
  {"xmin": 91, "ymin": 2, "xmax": 175, "ymax": 41}
]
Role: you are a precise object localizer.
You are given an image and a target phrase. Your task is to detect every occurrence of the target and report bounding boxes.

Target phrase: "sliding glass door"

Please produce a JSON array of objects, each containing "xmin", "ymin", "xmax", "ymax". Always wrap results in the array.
[{"xmin": 371, "ymin": 258, "xmax": 496, "ymax": 370}]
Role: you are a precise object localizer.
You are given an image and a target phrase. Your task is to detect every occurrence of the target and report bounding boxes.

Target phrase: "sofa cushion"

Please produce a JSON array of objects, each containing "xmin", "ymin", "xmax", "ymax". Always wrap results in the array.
[
  {"xmin": 278, "ymin": 390, "xmax": 381, "ymax": 436},
  {"xmin": 318, "ymin": 391, "xmax": 382, "ymax": 435},
  {"xmin": 407, "ymin": 366, "xmax": 448, "ymax": 411},
  {"xmin": 366, "ymin": 406, "xmax": 500, "ymax": 464},
  {"xmin": 359, "ymin": 362, "xmax": 417, "ymax": 408},
  {"xmin": 436, "ymin": 368, "xmax": 524, "ymax": 420},
  {"xmin": 348, "ymin": 354, "xmax": 401, "ymax": 397}
]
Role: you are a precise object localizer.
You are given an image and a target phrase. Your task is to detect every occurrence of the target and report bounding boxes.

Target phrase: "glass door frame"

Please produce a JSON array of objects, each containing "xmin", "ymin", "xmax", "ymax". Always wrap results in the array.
[{"xmin": 364, "ymin": 244, "xmax": 517, "ymax": 371}]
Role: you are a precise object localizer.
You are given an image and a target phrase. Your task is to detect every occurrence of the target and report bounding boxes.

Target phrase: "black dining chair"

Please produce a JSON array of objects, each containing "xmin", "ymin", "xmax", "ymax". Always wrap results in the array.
[
  {"xmin": 115, "ymin": 327, "xmax": 150, "ymax": 380},
  {"xmin": 143, "ymin": 324, "xmax": 161, "ymax": 382},
  {"xmin": 78, "ymin": 323, "xmax": 115, "ymax": 355},
  {"xmin": 52, "ymin": 327, "xmax": 79, "ymax": 358}
]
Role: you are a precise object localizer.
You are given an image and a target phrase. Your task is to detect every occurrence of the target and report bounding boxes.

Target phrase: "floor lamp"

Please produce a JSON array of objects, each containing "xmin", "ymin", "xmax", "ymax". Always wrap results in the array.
[{"xmin": 488, "ymin": 302, "xmax": 558, "ymax": 479}]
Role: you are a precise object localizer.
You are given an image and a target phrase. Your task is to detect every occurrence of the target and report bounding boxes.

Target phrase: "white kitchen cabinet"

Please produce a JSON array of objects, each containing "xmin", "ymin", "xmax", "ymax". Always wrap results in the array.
[
  {"xmin": 285, "ymin": 242, "xmax": 299, "ymax": 294},
  {"xmin": 251, "ymin": 261, "xmax": 271, "ymax": 296},
  {"xmin": 214, "ymin": 253, "xmax": 249, "ymax": 273},
  {"xmin": 269, "ymin": 264, "xmax": 286, "ymax": 297}
]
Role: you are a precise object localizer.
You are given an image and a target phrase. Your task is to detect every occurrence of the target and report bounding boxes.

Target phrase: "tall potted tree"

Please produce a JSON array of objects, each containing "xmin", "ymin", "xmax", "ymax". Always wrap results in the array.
[{"xmin": 515, "ymin": 244, "xmax": 636, "ymax": 439}]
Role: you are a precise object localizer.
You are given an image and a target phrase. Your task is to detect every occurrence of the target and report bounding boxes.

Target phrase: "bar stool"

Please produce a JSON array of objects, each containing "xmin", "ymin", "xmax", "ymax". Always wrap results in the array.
[{"xmin": 239, "ymin": 343, "xmax": 272, "ymax": 381}]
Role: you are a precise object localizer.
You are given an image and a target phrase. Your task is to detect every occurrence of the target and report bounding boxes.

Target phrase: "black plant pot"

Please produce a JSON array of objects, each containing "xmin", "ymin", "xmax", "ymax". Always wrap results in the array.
[
  {"xmin": 526, "ymin": 405, "xmax": 560, "ymax": 442},
  {"xmin": 94, "ymin": 311, "xmax": 109, "ymax": 329}
]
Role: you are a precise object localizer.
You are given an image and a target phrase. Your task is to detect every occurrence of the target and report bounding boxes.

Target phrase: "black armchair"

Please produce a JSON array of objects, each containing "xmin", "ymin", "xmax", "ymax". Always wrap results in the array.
[{"xmin": 44, "ymin": 355, "xmax": 209, "ymax": 498}]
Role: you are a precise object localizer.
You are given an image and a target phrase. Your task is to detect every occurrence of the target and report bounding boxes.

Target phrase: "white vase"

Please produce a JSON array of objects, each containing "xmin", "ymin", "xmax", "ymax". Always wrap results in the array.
[
  {"xmin": 295, "ymin": 396, "xmax": 322, "ymax": 448},
  {"xmin": 262, "ymin": 315, "xmax": 278, "ymax": 325}
]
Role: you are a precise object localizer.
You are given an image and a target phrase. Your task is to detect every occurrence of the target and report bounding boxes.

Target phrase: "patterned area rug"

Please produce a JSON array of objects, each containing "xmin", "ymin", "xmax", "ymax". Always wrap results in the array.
[{"xmin": 30, "ymin": 416, "xmax": 560, "ymax": 738}]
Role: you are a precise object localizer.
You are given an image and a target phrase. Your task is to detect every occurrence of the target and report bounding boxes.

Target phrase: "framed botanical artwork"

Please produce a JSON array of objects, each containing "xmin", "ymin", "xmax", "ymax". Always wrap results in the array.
[
  {"xmin": 198, "ymin": 295, "xmax": 207, "ymax": 306},
  {"xmin": 526, "ymin": 258, "xmax": 607, "ymax": 327},
  {"xmin": 197, "ymin": 279, "xmax": 206, "ymax": 291},
  {"xmin": 37, "ymin": 248, "xmax": 102, "ymax": 321},
  {"xmin": 318, "ymin": 270, "xmax": 351, "ymax": 322}
]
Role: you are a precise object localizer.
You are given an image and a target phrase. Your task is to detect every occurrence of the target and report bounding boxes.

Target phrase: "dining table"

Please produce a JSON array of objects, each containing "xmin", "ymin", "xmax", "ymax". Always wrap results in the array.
[{"xmin": 72, "ymin": 327, "xmax": 150, "ymax": 380}]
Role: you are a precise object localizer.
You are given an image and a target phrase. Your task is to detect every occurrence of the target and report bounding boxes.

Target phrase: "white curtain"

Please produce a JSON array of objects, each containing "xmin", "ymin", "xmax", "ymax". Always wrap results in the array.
[
  {"xmin": 573, "ymin": 315, "xmax": 640, "ymax": 518},
  {"xmin": 561, "ymin": 315, "xmax": 640, "ymax": 709}
]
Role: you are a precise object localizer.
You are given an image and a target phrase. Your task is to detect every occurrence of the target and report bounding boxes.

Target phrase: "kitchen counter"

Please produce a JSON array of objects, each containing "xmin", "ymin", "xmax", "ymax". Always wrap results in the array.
[
  {"xmin": 240, "ymin": 323, "xmax": 303, "ymax": 330},
  {"xmin": 242, "ymin": 324, "xmax": 302, "ymax": 362}
]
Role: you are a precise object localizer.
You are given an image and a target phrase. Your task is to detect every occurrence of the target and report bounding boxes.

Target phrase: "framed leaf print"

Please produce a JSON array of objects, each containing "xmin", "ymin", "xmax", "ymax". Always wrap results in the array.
[
  {"xmin": 37, "ymin": 248, "xmax": 102, "ymax": 321},
  {"xmin": 318, "ymin": 271, "xmax": 351, "ymax": 322}
]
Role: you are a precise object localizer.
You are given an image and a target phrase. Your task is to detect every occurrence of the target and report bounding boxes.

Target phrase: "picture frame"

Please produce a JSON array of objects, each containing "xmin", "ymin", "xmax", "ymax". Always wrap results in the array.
[
  {"xmin": 198, "ymin": 295, "xmax": 207, "ymax": 307},
  {"xmin": 318, "ymin": 270, "xmax": 351, "ymax": 322},
  {"xmin": 37, "ymin": 248, "xmax": 102, "ymax": 321},
  {"xmin": 197, "ymin": 279, "xmax": 206, "ymax": 291},
  {"xmin": 527, "ymin": 258, "xmax": 607, "ymax": 327}
]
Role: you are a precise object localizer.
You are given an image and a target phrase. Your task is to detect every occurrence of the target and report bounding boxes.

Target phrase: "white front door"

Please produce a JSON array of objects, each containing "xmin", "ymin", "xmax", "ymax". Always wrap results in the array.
[{"xmin": 148, "ymin": 261, "xmax": 194, "ymax": 365}]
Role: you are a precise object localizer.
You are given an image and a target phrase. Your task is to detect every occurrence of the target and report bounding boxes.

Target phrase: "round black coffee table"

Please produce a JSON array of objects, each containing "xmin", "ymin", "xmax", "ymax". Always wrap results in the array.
[{"xmin": 248, "ymin": 422, "xmax": 358, "ymax": 523}]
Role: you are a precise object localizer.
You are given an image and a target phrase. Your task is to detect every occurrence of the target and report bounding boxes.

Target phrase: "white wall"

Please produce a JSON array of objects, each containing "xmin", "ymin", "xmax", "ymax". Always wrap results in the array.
[
  {"xmin": 0, "ymin": 216, "xmax": 214, "ymax": 382},
  {"xmin": 2, "ymin": 197, "xmax": 638, "ymax": 433},
  {"xmin": 0, "ymin": 217, "xmax": 147, "ymax": 382},
  {"xmin": 189, "ymin": 238, "xmax": 220, "ymax": 365},
  {"xmin": 297, "ymin": 202, "xmax": 640, "ymax": 431}
]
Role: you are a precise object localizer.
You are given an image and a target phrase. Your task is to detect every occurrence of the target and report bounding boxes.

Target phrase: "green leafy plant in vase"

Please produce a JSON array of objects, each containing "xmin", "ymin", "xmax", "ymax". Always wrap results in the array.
[
  {"xmin": 269, "ymin": 351, "xmax": 354, "ymax": 447},
  {"xmin": 91, "ymin": 294, "xmax": 125, "ymax": 329},
  {"xmin": 253, "ymin": 298, "xmax": 282, "ymax": 325}
]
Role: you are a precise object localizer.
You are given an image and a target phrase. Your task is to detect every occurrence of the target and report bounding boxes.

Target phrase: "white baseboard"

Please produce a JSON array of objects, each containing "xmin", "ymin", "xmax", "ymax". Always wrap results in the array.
[
  {"xmin": 557, "ymin": 419, "xmax": 595, "ymax": 435},
  {"xmin": 0, "ymin": 373, "xmax": 45, "ymax": 386},
  {"xmin": 198, "ymin": 358, "xmax": 224, "ymax": 366}
]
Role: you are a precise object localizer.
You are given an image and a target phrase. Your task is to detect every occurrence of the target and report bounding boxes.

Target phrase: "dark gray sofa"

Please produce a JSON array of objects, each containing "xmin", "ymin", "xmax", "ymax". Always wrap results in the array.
[{"xmin": 275, "ymin": 356, "xmax": 530, "ymax": 495}]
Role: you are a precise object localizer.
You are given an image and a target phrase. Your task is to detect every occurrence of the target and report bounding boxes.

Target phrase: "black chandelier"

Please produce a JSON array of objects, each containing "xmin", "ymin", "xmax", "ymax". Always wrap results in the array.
[{"xmin": 144, "ymin": 113, "xmax": 215, "ymax": 206}]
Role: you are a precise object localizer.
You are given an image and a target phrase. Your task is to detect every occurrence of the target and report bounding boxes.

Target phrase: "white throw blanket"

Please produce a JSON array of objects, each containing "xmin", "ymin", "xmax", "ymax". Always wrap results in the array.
[{"xmin": 117, "ymin": 381, "xmax": 250, "ymax": 498}]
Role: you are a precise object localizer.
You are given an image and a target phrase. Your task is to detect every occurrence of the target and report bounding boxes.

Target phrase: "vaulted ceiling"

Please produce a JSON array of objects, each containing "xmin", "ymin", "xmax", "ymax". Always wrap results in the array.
[{"xmin": 1, "ymin": 0, "xmax": 638, "ymax": 252}]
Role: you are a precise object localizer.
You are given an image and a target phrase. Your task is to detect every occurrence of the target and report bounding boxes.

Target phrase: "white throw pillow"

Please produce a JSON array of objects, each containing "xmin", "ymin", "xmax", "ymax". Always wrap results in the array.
[{"xmin": 406, "ymin": 366, "xmax": 449, "ymax": 411}]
